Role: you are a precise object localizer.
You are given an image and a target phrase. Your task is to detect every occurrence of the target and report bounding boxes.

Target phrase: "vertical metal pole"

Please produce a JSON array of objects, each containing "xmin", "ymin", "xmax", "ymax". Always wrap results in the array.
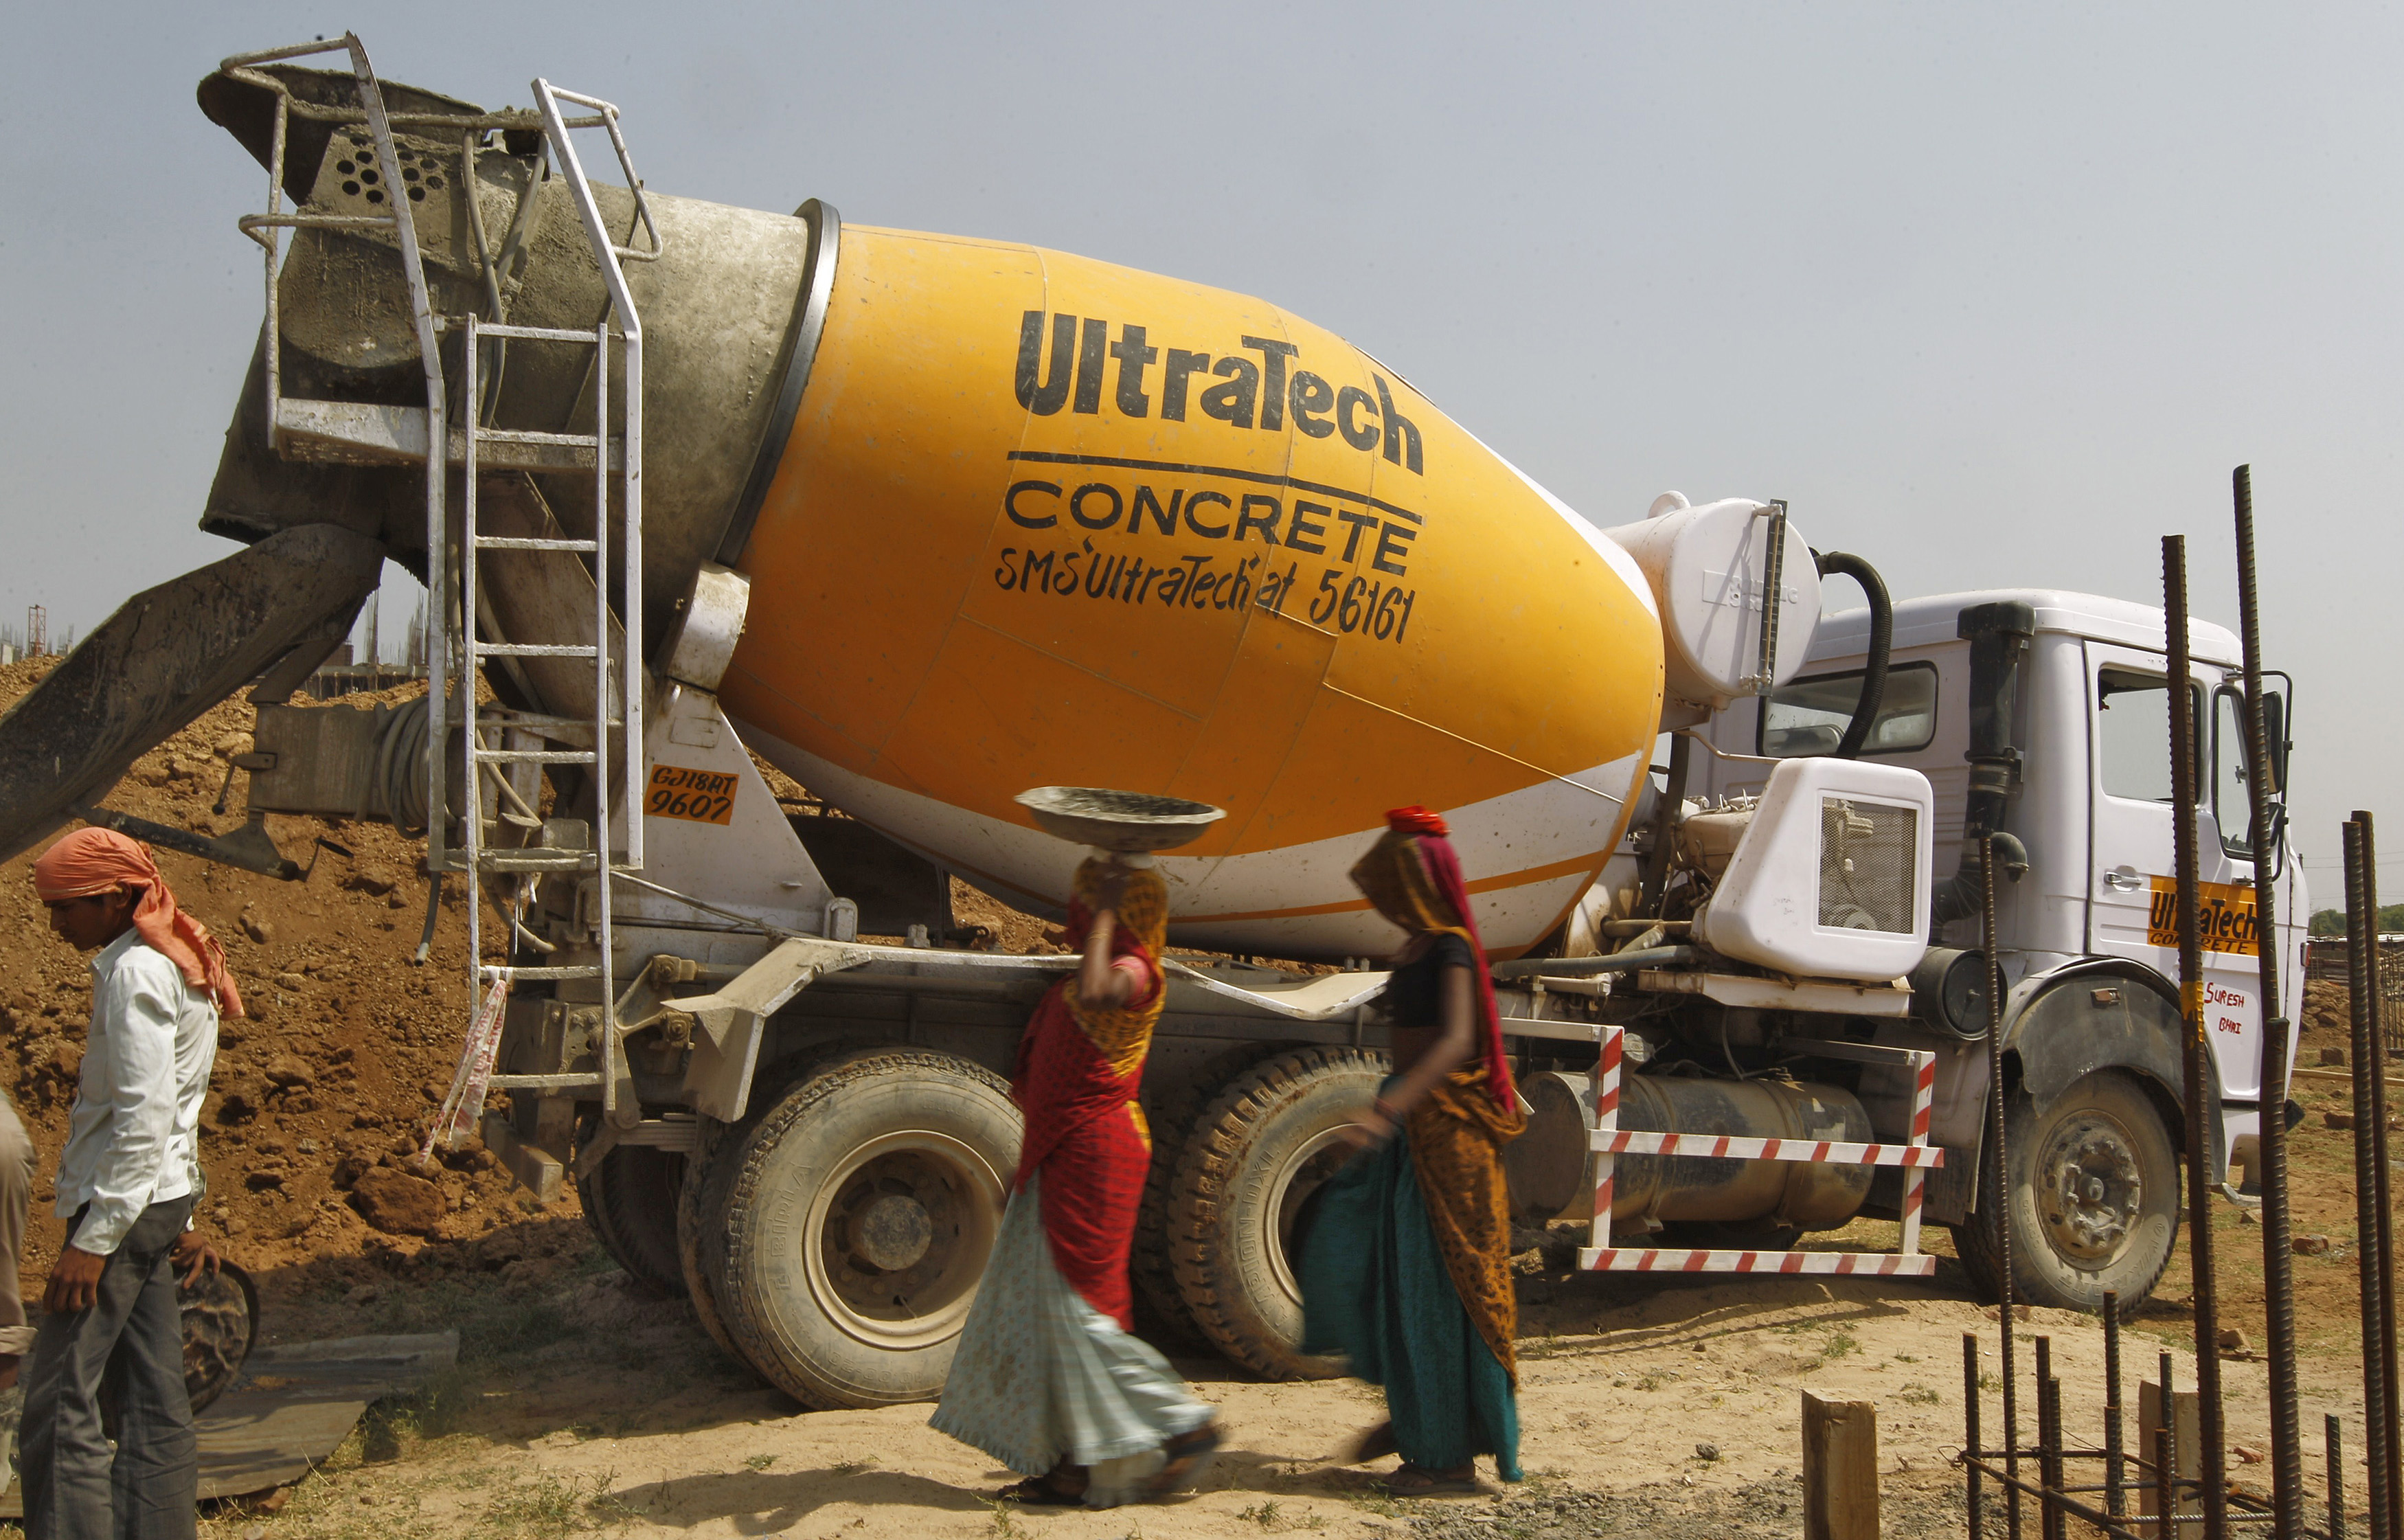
[
  {"xmin": 2333, "ymin": 1414, "xmax": 2351, "ymax": 1540},
  {"xmin": 2234, "ymin": 465, "xmax": 2304, "ymax": 1538},
  {"xmin": 593, "ymin": 318, "xmax": 615, "ymax": 1126},
  {"xmin": 620, "ymin": 307, "xmax": 644, "ymax": 872},
  {"xmin": 2037, "ymin": 1337, "xmax": 2066, "ymax": 1540},
  {"xmin": 2164, "ymin": 534, "xmax": 2230, "ymax": 1540},
  {"xmin": 461, "ymin": 318, "xmax": 481, "ymax": 980},
  {"xmin": 1983, "ymin": 831, "xmax": 2022, "ymax": 1539},
  {"xmin": 2348, "ymin": 819, "xmax": 2393, "ymax": 1540},
  {"xmin": 1967, "ymin": 1332, "xmax": 1987, "ymax": 1539},
  {"xmin": 2363, "ymin": 812, "xmax": 2403, "ymax": 1524},
  {"xmin": 2157, "ymin": 1425, "xmax": 2180, "ymax": 1540},
  {"xmin": 2108, "ymin": 1290, "xmax": 2127, "ymax": 1519}
]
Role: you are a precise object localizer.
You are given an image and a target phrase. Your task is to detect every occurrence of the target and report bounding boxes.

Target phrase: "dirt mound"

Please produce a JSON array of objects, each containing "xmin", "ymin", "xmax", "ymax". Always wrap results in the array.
[{"xmin": 0, "ymin": 658, "xmax": 553, "ymax": 1300}]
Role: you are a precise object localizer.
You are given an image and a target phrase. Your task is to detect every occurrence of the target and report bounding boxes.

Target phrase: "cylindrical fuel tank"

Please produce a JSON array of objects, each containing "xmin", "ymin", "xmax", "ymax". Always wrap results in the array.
[
  {"xmin": 1504, "ymin": 1068, "xmax": 1875, "ymax": 1232},
  {"xmin": 719, "ymin": 227, "xmax": 1666, "ymax": 957},
  {"xmin": 1608, "ymin": 1075, "xmax": 1874, "ymax": 1232}
]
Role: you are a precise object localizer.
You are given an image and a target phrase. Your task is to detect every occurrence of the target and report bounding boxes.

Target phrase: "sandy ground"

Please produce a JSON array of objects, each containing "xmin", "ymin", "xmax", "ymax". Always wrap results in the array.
[{"xmin": 177, "ymin": 1245, "xmax": 2372, "ymax": 1540}]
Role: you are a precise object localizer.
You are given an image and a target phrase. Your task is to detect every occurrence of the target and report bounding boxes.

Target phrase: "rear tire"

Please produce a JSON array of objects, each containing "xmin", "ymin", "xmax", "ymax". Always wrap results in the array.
[
  {"xmin": 1168, "ymin": 1045, "xmax": 1387, "ymax": 1380},
  {"xmin": 700, "ymin": 1049, "xmax": 1020, "ymax": 1408},
  {"xmin": 1951, "ymin": 1069, "xmax": 2180, "ymax": 1314},
  {"xmin": 1133, "ymin": 1044, "xmax": 1273, "ymax": 1351},
  {"xmin": 578, "ymin": 1142, "xmax": 688, "ymax": 1299}
]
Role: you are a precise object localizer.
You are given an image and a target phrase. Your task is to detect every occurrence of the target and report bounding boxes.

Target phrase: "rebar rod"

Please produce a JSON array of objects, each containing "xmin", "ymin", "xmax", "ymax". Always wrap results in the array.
[
  {"xmin": 2333, "ymin": 1414, "xmax": 2350, "ymax": 1540},
  {"xmin": 1984, "ymin": 830, "xmax": 2023, "ymax": 1539},
  {"xmin": 1971, "ymin": 1331, "xmax": 1989, "ymax": 1538},
  {"xmin": 2363, "ymin": 813, "xmax": 2403, "ymax": 1525},
  {"xmin": 2160, "ymin": 1425, "xmax": 2182, "ymax": 1540},
  {"xmin": 2233, "ymin": 465, "xmax": 2303, "ymax": 1539},
  {"xmin": 2164, "ymin": 533, "xmax": 2231, "ymax": 1540},
  {"xmin": 2346, "ymin": 819, "xmax": 2393, "ymax": 1540},
  {"xmin": 2041, "ymin": 1343, "xmax": 2069, "ymax": 1540},
  {"xmin": 2109, "ymin": 1290, "xmax": 2128, "ymax": 1518}
]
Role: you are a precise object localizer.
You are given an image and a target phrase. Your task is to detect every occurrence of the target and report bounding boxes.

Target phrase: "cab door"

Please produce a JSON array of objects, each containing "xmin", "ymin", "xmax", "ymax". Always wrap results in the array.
[{"xmin": 2085, "ymin": 643, "xmax": 2266, "ymax": 1099}]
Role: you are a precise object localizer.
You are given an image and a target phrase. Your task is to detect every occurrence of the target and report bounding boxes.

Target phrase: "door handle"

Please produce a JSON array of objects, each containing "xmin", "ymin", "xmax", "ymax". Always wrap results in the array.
[{"xmin": 2102, "ymin": 871, "xmax": 2145, "ymax": 892}]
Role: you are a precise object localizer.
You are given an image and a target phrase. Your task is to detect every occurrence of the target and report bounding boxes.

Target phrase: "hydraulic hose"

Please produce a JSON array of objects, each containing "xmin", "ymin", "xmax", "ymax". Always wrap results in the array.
[{"xmin": 1813, "ymin": 550, "xmax": 1893, "ymax": 760}]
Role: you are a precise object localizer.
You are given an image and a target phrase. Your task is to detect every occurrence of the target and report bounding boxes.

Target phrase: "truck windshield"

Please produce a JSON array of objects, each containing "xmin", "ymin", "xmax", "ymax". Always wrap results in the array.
[
  {"xmin": 1759, "ymin": 661, "xmax": 1938, "ymax": 758},
  {"xmin": 2096, "ymin": 668, "xmax": 2204, "ymax": 805}
]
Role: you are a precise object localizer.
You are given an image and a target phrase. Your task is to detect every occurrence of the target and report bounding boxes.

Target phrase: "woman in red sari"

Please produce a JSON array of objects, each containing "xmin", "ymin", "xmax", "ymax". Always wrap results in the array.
[{"xmin": 932, "ymin": 854, "xmax": 1220, "ymax": 1507}]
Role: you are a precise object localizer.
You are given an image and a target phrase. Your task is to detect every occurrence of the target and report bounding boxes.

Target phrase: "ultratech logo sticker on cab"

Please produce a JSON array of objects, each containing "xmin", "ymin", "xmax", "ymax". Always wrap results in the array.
[
  {"xmin": 2146, "ymin": 874, "xmax": 2260, "ymax": 957},
  {"xmin": 995, "ymin": 313, "xmax": 1426, "ymax": 644}
]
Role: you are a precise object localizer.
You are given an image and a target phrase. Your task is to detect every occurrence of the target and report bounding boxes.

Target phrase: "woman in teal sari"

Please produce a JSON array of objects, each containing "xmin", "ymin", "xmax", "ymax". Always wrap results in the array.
[{"xmin": 1301, "ymin": 806, "xmax": 1526, "ymax": 1496}]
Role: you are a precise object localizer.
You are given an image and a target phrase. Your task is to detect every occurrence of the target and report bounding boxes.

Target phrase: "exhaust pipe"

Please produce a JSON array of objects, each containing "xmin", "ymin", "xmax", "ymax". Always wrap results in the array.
[{"xmin": 1930, "ymin": 600, "xmax": 2035, "ymax": 930}]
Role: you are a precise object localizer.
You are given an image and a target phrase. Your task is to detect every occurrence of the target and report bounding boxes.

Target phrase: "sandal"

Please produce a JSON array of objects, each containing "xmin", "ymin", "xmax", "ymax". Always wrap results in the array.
[
  {"xmin": 1000, "ymin": 1464, "xmax": 1089, "ymax": 1506},
  {"xmin": 1375, "ymin": 1462, "xmax": 1480, "ymax": 1497},
  {"xmin": 1149, "ymin": 1421, "xmax": 1223, "ymax": 1497}
]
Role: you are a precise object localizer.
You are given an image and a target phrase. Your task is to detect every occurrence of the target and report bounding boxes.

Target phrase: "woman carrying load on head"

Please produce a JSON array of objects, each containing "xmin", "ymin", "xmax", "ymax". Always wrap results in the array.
[
  {"xmin": 1301, "ymin": 806, "xmax": 1528, "ymax": 1497},
  {"xmin": 932, "ymin": 853, "xmax": 1221, "ymax": 1508}
]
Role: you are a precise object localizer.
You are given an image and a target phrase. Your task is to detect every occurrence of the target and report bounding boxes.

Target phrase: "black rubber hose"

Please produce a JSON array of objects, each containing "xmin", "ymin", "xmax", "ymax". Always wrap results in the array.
[{"xmin": 1813, "ymin": 551, "xmax": 1893, "ymax": 760}]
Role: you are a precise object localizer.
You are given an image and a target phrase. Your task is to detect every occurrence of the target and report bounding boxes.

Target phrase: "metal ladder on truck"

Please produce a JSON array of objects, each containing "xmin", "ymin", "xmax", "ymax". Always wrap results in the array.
[{"xmin": 220, "ymin": 35, "xmax": 661, "ymax": 1164}]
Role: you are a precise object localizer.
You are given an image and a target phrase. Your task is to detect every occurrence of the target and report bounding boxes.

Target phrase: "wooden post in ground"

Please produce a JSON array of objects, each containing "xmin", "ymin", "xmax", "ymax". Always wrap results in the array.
[
  {"xmin": 2141, "ymin": 1379, "xmax": 2203, "ymax": 1539},
  {"xmin": 1802, "ymin": 1391, "xmax": 1879, "ymax": 1539}
]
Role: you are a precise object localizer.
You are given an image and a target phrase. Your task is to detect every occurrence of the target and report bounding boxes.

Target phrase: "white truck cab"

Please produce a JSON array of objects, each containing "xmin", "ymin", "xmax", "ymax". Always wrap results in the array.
[{"xmin": 1655, "ymin": 587, "xmax": 2306, "ymax": 1304}]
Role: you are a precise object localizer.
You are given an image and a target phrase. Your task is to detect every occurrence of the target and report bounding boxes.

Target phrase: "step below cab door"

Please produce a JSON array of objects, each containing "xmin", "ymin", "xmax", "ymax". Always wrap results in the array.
[{"xmin": 2084, "ymin": 642, "xmax": 2267, "ymax": 1102}]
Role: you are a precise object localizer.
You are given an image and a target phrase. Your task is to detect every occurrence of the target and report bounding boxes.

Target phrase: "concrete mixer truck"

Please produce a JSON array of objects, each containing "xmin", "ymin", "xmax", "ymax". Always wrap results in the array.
[{"xmin": 0, "ymin": 36, "xmax": 2306, "ymax": 1409}]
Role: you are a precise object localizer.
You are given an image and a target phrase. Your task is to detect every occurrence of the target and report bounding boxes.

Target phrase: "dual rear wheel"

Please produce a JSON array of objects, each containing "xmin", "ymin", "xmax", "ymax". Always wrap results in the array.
[{"xmin": 579, "ymin": 1043, "xmax": 1381, "ymax": 1407}]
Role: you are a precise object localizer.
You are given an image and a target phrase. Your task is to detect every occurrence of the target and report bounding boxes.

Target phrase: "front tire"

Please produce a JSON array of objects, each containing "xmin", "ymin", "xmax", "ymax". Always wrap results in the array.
[
  {"xmin": 1951, "ymin": 1069, "xmax": 2180, "ymax": 1313},
  {"xmin": 699, "ymin": 1050, "xmax": 1019, "ymax": 1409},
  {"xmin": 1167, "ymin": 1046, "xmax": 1386, "ymax": 1380}
]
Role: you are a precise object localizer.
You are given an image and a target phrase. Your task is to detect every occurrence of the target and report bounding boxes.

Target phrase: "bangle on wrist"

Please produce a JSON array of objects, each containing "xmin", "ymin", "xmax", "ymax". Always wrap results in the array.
[{"xmin": 1371, "ymin": 1096, "xmax": 1403, "ymax": 1125}]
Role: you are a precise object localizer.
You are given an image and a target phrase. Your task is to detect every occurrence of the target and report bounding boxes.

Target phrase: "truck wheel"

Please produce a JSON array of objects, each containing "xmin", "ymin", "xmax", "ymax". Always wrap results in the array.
[
  {"xmin": 1168, "ymin": 1046, "xmax": 1387, "ymax": 1380},
  {"xmin": 1134, "ymin": 1044, "xmax": 1272, "ymax": 1350},
  {"xmin": 699, "ymin": 1050, "xmax": 1019, "ymax": 1409},
  {"xmin": 1951, "ymin": 1069, "xmax": 2180, "ymax": 1314},
  {"xmin": 579, "ymin": 1142, "xmax": 688, "ymax": 1299}
]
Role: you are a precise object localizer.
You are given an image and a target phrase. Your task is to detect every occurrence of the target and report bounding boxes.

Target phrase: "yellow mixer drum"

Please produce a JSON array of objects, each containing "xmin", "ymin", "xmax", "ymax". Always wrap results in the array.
[{"xmin": 719, "ymin": 228, "xmax": 1664, "ymax": 958}]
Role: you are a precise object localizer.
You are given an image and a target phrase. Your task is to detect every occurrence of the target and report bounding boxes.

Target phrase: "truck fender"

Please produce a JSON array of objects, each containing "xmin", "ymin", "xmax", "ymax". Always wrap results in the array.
[{"xmin": 1932, "ymin": 957, "xmax": 2223, "ymax": 1222}]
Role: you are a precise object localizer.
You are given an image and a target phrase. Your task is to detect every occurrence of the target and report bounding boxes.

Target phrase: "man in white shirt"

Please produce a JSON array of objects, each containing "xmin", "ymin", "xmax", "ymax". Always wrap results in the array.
[{"xmin": 25, "ymin": 829, "xmax": 232, "ymax": 1540}]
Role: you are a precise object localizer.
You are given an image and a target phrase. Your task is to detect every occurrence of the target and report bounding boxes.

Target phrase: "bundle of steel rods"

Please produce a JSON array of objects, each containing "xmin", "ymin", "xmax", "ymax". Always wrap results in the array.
[
  {"xmin": 2344, "ymin": 808, "xmax": 2401, "ymax": 1537},
  {"xmin": 1958, "ymin": 1300, "xmax": 2346, "ymax": 1538}
]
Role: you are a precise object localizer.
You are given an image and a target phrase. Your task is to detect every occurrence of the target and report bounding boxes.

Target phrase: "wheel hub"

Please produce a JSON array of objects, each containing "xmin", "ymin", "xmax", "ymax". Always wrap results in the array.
[
  {"xmin": 814, "ymin": 1144, "xmax": 990, "ymax": 1339},
  {"xmin": 2037, "ymin": 1113, "xmax": 2144, "ymax": 1264},
  {"xmin": 848, "ymin": 1191, "xmax": 935, "ymax": 1272}
]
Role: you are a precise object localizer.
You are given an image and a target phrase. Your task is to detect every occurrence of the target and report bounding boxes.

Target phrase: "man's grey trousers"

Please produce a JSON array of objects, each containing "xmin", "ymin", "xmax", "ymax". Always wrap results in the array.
[{"xmin": 21, "ymin": 1197, "xmax": 196, "ymax": 1540}]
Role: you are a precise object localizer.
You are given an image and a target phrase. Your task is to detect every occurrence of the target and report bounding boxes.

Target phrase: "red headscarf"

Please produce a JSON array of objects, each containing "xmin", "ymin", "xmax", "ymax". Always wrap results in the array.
[
  {"xmin": 34, "ymin": 828, "xmax": 245, "ymax": 1019},
  {"xmin": 1350, "ymin": 806, "xmax": 1515, "ymax": 1105}
]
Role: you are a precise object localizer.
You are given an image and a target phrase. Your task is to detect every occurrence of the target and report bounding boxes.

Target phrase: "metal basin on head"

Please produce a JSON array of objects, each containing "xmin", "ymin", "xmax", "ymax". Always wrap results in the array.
[{"xmin": 1014, "ymin": 786, "xmax": 1227, "ymax": 854}]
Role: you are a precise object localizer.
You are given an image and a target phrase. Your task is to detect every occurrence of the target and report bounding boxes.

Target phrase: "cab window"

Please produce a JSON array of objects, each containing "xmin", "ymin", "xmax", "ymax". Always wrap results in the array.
[
  {"xmin": 1759, "ymin": 661, "xmax": 1939, "ymax": 759},
  {"xmin": 2096, "ymin": 668, "xmax": 2203, "ymax": 805}
]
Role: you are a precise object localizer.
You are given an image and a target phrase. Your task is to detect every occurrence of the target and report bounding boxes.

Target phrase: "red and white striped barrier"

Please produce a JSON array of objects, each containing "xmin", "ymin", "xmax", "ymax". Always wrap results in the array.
[
  {"xmin": 1580, "ymin": 1024, "xmax": 1942, "ymax": 1277},
  {"xmin": 1588, "ymin": 1248, "xmax": 1938, "ymax": 1278},
  {"xmin": 1594, "ymin": 1131, "xmax": 1947, "ymax": 1167}
]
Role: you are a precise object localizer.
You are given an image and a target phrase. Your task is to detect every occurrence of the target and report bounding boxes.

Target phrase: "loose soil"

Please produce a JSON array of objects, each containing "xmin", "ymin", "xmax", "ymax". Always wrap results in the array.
[{"xmin": 0, "ymin": 654, "xmax": 2394, "ymax": 1537}]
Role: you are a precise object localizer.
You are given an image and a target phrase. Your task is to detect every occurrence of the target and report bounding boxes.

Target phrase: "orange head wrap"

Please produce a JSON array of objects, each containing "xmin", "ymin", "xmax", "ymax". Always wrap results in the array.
[{"xmin": 34, "ymin": 828, "xmax": 244, "ymax": 1019}]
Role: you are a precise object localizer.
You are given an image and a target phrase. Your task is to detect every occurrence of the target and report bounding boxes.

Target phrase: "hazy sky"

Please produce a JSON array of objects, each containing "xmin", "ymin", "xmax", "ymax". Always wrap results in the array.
[{"xmin": 2, "ymin": 4, "xmax": 2394, "ymax": 905}]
